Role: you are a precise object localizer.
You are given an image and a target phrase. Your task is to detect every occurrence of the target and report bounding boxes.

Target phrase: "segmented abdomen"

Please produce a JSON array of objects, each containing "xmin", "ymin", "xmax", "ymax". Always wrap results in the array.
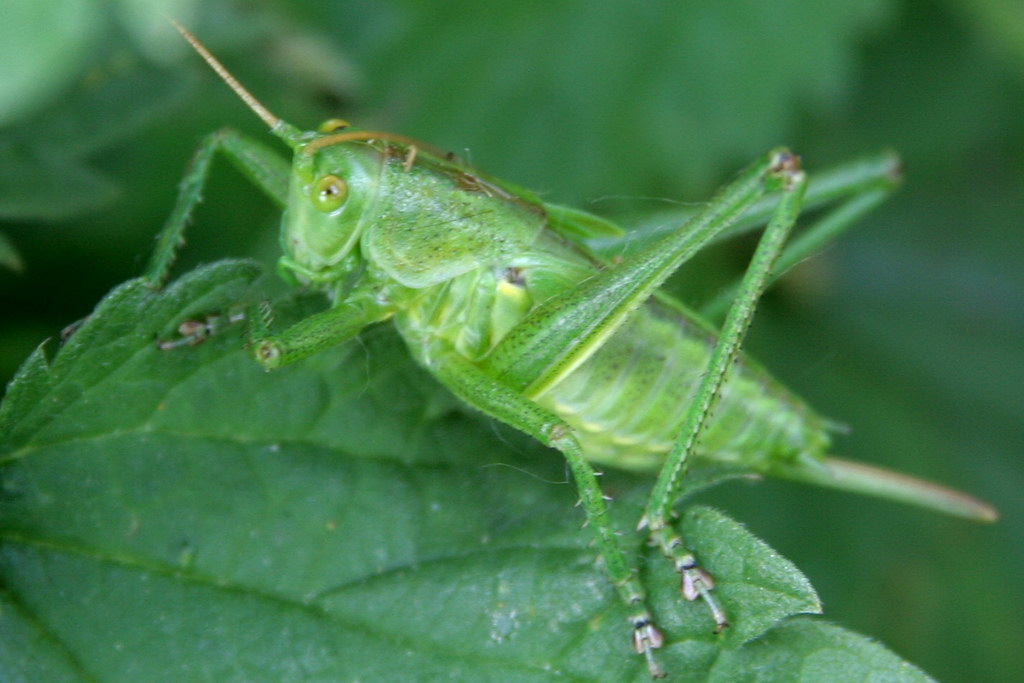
[
  {"xmin": 395, "ymin": 230, "xmax": 832, "ymax": 474},
  {"xmin": 535, "ymin": 298, "xmax": 831, "ymax": 472}
]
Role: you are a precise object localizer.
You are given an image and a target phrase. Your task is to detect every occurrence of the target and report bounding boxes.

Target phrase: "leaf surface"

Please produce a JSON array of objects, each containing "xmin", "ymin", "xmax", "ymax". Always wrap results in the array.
[{"xmin": 1, "ymin": 262, "xmax": 929, "ymax": 681}]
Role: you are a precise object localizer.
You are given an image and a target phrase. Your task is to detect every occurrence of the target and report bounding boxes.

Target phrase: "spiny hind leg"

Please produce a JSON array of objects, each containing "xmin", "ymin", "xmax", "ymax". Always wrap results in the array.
[
  {"xmin": 481, "ymin": 149, "xmax": 792, "ymax": 397},
  {"xmin": 642, "ymin": 152, "xmax": 809, "ymax": 630},
  {"xmin": 431, "ymin": 350, "xmax": 667, "ymax": 677}
]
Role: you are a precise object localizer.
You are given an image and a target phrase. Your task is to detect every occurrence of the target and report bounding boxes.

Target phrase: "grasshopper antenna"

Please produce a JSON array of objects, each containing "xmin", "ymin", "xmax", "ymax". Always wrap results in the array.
[{"xmin": 169, "ymin": 19, "xmax": 303, "ymax": 146}]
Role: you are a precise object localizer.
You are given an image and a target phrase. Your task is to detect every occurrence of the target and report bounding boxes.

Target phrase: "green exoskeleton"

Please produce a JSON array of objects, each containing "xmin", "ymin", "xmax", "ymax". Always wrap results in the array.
[{"xmin": 155, "ymin": 24, "xmax": 996, "ymax": 678}]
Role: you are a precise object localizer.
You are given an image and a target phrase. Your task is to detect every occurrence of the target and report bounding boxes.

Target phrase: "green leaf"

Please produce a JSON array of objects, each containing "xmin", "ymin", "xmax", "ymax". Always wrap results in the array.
[
  {"xmin": 0, "ymin": 62, "xmax": 196, "ymax": 222},
  {"xmin": 0, "ymin": 141, "xmax": 120, "ymax": 222},
  {"xmin": 674, "ymin": 507, "xmax": 821, "ymax": 648},
  {"xmin": 709, "ymin": 618, "xmax": 933, "ymax": 682},
  {"xmin": 0, "ymin": 0, "xmax": 101, "ymax": 127},
  {"xmin": 0, "ymin": 261, "xmax": 929, "ymax": 680}
]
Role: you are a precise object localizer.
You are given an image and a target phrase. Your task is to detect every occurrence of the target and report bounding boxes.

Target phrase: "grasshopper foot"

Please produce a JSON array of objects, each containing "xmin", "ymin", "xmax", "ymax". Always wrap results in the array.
[
  {"xmin": 650, "ymin": 525, "xmax": 730, "ymax": 635},
  {"xmin": 677, "ymin": 553, "xmax": 729, "ymax": 633},
  {"xmin": 156, "ymin": 309, "xmax": 247, "ymax": 350},
  {"xmin": 630, "ymin": 614, "xmax": 666, "ymax": 679}
]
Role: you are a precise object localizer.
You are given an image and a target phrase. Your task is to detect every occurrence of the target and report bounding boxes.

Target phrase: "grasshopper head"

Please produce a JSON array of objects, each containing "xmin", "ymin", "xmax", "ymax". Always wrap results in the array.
[
  {"xmin": 279, "ymin": 122, "xmax": 383, "ymax": 284},
  {"xmin": 169, "ymin": 22, "xmax": 383, "ymax": 288}
]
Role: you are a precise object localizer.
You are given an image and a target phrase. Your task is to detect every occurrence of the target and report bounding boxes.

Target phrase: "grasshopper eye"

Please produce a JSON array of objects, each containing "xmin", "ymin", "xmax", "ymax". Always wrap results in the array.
[{"xmin": 312, "ymin": 174, "xmax": 348, "ymax": 212}]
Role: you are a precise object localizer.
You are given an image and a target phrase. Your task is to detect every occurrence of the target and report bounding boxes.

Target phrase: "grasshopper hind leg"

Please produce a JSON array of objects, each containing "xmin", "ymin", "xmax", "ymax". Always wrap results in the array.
[
  {"xmin": 642, "ymin": 153, "xmax": 809, "ymax": 635},
  {"xmin": 629, "ymin": 612, "xmax": 666, "ymax": 678}
]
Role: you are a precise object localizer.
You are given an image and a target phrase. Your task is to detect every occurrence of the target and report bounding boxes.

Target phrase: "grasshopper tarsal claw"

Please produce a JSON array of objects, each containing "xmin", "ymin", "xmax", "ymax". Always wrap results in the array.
[
  {"xmin": 680, "ymin": 562, "xmax": 729, "ymax": 633},
  {"xmin": 155, "ymin": 318, "xmax": 215, "ymax": 350},
  {"xmin": 679, "ymin": 557, "xmax": 713, "ymax": 601},
  {"xmin": 658, "ymin": 529, "xmax": 730, "ymax": 634},
  {"xmin": 156, "ymin": 310, "xmax": 248, "ymax": 350},
  {"xmin": 631, "ymin": 617, "xmax": 666, "ymax": 679}
]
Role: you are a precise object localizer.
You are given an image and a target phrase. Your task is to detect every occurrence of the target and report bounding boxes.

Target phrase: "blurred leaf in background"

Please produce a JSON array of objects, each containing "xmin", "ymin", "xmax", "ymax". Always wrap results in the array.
[
  {"xmin": 0, "ymin": 0, "xmax": 102, "ymax": 127},
  {"xmin": 2, "ymin": 0, "xmax": 1022, "ymax": 680}
]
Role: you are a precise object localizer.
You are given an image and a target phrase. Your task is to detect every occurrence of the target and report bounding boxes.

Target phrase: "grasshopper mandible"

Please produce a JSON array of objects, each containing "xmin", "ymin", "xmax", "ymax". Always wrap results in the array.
[{"xmin": 153, "ymin": 23, "xmax": 996, "ymax": 678}]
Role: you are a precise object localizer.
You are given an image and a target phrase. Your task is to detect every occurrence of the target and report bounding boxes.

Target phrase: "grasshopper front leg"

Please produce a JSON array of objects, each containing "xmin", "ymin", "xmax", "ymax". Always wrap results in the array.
[
  {"xmin": 148, "ymin": 127, "xmax": 293, "ymax": 350},
  {"xmin": 248, "ymin": 289, "xmax": 396, "ymax": 369}
]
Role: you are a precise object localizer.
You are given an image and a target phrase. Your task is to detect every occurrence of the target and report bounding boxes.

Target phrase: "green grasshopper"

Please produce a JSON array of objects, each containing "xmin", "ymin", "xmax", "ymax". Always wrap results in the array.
[{"xmin": 154, "ymin": 23, "xmax": 996, "ymax": 678}]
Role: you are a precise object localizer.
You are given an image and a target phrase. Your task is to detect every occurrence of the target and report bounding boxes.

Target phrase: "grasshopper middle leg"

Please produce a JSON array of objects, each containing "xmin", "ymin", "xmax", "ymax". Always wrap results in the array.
[{"xmin": 430, "ymin": 349, "xmax": 668, "ymax": 677}]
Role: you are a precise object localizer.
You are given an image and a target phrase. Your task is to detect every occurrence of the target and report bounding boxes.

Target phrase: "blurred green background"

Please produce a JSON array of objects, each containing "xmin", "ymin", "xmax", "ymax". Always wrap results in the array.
[{"xmin": 1, "ymin": 0, "xmax": 1021, "ymax": 680}]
